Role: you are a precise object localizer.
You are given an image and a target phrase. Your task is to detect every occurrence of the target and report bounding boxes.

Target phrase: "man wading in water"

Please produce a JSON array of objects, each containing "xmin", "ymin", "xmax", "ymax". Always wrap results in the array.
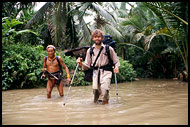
[
  {"xmin": 76, "ymin": 29, "xmax": 120, "ymax": 105},
  {"xmin": 42, "ymin": 45, "xmax": 71, "ymax": 98}
]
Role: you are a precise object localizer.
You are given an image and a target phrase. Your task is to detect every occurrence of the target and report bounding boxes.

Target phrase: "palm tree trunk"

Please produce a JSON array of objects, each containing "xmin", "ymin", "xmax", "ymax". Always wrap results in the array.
[
  {"xmin": 121, "ymin": 47, "xmax": 125, "ymax": 60},
  {"xmin": 61, "ymin": 2, "xmax": 67, "ymax": 49}
]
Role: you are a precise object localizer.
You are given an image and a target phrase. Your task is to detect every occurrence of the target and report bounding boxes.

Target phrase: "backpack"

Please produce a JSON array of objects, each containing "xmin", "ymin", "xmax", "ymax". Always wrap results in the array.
[
  {"xmin": 90, "ymin": 35, "xmax": 116, "ymax": 67},
  {"xmin": 102, "ymin": 35, "xmax": 116, "ymax": 50},
  {"xmin": 45, "ymin": 56, "xmax": 63, "ymax": 74}
]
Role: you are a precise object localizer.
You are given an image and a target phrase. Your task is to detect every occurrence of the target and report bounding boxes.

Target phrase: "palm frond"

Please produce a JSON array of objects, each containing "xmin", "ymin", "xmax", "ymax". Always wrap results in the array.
[
  {"xmin": 16, "ymin": 29, "xmax": 39, "ymax": 36},
  {"xmin": 103, "ymin": 23, "xmax": 124, "ymax": 42},
  {"xmin": 146, "ymin": 2, "xmax": 188, "ymax": 25},
  {"xmin": 144, "ymin": 33, "xmax": 156, "ymax": 51},
  {"xmin": 118, "ymin": 42, "xmax": 153, "ymax": 55},
  {"xmin": 25, "ymin": 2, "xmax": 53, "ymax": 29},
  {"xmin": 142, "ymin": 2, "xmax": 169, "ymax": 30},
  {"xmin": 78, "ymin": 17, "xmax": 92, "ymax": 46},
  {"xmin": 91, "ymin": 2, "xmax": 117, "ymax": 26},
  {"xmin": 134, "ymin": 33, "xmax": 144, "ymax": 42},
  {"xmin": 78, "ymin": 2, "xmax": 92, "ymax": 19}
]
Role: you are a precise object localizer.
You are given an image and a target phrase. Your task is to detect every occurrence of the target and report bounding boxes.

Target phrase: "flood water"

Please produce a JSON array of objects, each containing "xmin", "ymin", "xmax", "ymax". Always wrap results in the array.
[{"xmin": 2, "ymin": 79, "xmax": 188, "ymax": 125}]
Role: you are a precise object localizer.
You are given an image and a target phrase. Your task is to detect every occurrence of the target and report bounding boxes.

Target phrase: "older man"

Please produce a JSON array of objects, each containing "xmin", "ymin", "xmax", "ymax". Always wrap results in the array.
[{"xmin": 42, "ymin": 45, "xmax": 71, "ymax": 98}]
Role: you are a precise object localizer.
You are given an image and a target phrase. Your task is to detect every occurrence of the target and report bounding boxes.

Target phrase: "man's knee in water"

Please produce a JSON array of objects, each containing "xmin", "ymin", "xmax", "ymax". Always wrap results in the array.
[{"xmin": 57, "ymin": 81, "xmax": 64, "ymax": 97}]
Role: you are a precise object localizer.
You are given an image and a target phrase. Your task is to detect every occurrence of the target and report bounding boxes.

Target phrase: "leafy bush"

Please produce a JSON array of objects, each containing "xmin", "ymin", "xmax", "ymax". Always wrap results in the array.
[
  {"xmin": 2, "ymin": 44, "xmax": 137, "ymax": 90},
  {"xmin": 2, "ymin": 43, "xmax": 46, "ymax": 90},
  {"xmin": 2, "ymin": 17, "xmax": 39, "ymax": 45},
  {"xmin": 113, "ymin": 58, "xmax": 137, "ymax": 82},
  {"xmin": 58, "ymin": 51, "xmax": 91, "ymax": 86}
]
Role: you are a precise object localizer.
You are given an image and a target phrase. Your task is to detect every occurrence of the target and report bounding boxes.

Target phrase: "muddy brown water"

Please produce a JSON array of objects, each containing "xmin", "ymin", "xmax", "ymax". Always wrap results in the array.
[{"xmin": 2, "ymin": 79, "xmax": 188, "ymax": 125}]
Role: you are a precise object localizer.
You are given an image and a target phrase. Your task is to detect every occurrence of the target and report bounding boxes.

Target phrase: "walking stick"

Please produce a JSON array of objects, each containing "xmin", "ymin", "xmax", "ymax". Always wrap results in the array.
[
  {"xmin": 63, "ymin": 63, "xmax": 79, "ymax": 106},
  {"xmin": 114, "ymin": 73, "xmax": 118, "ymax": 103}
]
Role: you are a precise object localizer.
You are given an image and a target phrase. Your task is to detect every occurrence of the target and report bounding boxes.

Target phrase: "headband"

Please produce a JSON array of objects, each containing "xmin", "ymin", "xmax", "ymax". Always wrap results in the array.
[{"xmin": 46, "ymin": 45, "xmax": 56, "ymax": 51}]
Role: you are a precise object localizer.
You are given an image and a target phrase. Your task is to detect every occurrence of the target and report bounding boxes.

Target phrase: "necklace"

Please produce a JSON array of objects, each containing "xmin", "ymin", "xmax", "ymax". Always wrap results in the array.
[{"xmin": 48, "ymin": 56, "xmax": 56, "ymax": 65}]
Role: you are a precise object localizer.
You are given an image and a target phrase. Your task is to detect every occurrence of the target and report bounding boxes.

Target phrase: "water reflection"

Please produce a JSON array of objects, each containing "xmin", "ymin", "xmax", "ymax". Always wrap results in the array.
[{"xmin": 2, "ymin": 79, "xmax": 188, "ymax": 125}]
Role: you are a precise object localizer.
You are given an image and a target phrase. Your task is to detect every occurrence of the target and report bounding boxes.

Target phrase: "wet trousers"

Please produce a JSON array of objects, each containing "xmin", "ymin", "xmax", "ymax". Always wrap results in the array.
[{"xmin": 92, "ymin": 69, "xmax": 112, "ymax": 103}]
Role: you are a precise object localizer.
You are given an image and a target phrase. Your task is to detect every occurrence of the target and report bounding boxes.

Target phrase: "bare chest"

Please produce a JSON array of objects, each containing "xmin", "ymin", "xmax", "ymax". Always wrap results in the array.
[{"xmin": 46, "ymin": 59, "xmax": 59, "ymax": 68}]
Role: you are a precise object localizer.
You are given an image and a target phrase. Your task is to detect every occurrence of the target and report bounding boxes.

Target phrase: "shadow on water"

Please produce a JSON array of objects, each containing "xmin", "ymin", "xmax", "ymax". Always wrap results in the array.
[{"xmin": 2, "ymin": 79, "xmax": 188, "ymax": 125}]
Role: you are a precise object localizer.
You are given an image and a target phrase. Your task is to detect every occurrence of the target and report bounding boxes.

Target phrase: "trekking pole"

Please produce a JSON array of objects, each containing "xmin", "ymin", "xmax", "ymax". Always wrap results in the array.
[
  {"xmin": 63, "ymin": 63, "xmax": 79, "ymax": 106},
  {"xmin": 114, "ymin": 73, "xmax": 118, "ymax": 103}
]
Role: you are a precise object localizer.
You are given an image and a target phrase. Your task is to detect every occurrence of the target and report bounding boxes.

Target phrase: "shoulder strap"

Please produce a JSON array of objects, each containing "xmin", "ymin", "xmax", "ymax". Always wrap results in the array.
[
  {"xmin": 90, "ymin": 46, "xmax": 94, "ymax": 56},
  {"xmin": 45, "ymin": 56, "xmax": 48, "ymax": 68},
  {"xmin": 56, "ymin": 56, "xmax": 63, "ymax": 73},
  {"xmin": 106, "ymin": 45, "xmax": 113, "ymax": 65},
  {"xmin": 92, "ymin": 46, "xmax": 104, "ymax": 67}
]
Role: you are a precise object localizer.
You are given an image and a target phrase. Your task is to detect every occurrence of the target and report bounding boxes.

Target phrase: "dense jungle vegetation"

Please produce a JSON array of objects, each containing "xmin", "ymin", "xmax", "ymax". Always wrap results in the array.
[{"xmin": 2, "ymin": 2, "xmax": 188, "ymax": 90}]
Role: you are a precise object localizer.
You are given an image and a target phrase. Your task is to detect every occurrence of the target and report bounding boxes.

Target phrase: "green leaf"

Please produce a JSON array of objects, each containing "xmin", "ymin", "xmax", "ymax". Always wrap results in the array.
[{"xmin": 16, "ymin": 29, "xmax": 39, "ymax": 36}]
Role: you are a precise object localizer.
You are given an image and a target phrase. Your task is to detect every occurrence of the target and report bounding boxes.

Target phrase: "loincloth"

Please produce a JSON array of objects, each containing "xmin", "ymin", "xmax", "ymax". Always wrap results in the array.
[{"xmin": 47, "ymin": 71, "xmax": 62, "ymax": 85}]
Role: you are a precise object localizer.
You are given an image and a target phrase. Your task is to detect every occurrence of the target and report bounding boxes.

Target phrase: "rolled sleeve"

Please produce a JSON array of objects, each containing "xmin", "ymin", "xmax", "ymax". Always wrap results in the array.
[
  {"xmin": 82, "ymin": 48, "xmax": 91, "ymax": 70},
  {"xmin": 109, "ymin": 47, "xmax": 120, "ymax": 68}
]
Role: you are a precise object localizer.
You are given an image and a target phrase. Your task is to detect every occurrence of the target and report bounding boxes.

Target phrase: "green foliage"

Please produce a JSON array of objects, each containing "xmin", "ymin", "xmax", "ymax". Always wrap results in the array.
[
  {"xmin": 114, "ymin": 58, "xmax": 137, "ymax": 82},
  {"xmin": 2, "ymin": 43, "xmax": 46, "ymax": 90},
  {"xmin": 2, "ymin": 17, "xmax": 23, "ymax": 44},
  {"xmin": 57, "ymin": 51, "xmax": 94, "ymax": 86},
  {"xmin": 2, "ymin": 2, "xmax": 36, "ymax": 19},
  {"xmin": 57, "ymin": 51, "xmax": 77, "ymax": 70},
  {"xmin": 2, "ymin": 17, "xmax": 39, "ymax": 45},
  {"xmin": 119, "ymin": 2, "xmax": 188, "ymax": 79},
  {"xmin": 2, "ymin": 45, "xmax": 136, "ymax": 90},
  {"xmin": 71, "ymin": 71, "xmax": 91, "ymax": 86}
]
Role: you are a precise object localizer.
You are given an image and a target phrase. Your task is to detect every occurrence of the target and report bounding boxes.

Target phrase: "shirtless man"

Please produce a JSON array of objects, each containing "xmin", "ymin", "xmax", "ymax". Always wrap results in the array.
[{"xmin": 42, "ymin": 45, "xmax": 71, "ymax": 98}]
